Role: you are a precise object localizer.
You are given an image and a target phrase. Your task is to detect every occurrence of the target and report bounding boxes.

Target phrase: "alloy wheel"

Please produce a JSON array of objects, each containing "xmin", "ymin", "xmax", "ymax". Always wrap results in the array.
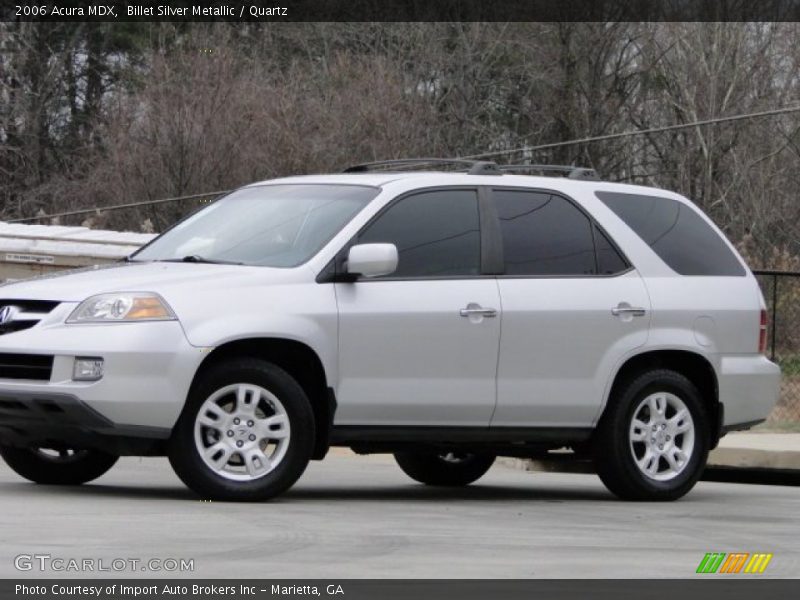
[
  {"xmin": 193, "ymin": 383, "xmax": 291, "ymax": 482},
  {"xmin": 628, "ymin": 392, "xmax": 695, "ymax": 482}
]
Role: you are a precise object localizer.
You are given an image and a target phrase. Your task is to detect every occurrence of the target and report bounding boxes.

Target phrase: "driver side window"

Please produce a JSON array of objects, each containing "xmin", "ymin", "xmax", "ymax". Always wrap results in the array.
[{"xmin": 357, "ymin": 189, "xmax": 481, "ymax": 278}]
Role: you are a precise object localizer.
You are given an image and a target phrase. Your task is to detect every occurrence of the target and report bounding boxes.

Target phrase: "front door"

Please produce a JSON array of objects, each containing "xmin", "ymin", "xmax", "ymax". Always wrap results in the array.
[{"xmin": 334, "ymin": 188, "xmax": 501, "ymax": 427}]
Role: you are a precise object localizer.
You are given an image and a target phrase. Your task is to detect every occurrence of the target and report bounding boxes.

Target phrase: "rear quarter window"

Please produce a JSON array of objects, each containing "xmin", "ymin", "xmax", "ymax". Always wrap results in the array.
[{"xmin": 596, "ymin": 191, "xmax": 745, "ymax": 276}]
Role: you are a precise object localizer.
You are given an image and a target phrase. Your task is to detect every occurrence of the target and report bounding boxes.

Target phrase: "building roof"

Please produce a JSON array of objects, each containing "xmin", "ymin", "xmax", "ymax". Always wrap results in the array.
[{"xmin": 0, "ymin": 222, "xmax": 156, "ymax": 260}]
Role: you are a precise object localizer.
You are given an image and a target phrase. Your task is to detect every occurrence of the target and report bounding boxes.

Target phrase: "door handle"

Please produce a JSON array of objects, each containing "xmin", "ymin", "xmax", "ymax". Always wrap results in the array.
[
  {"xmin": 460, "ymin": 305, "xmax": 497, "ymax": 318},
  {"xmin": 611, "ymin": 305, "xmax": 646, "ymax": 317}
]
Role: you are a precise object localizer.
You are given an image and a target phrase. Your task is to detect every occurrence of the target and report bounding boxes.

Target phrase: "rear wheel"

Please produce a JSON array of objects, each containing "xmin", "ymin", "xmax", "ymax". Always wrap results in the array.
[
  {"xmin": 169, "ymin": 359, "xmax": 315, "ymax": 501},
  {"xmin": 394, "ymin": 451, "xmax": 495, "ymax": 486},
  {"xmin": 0, "ymin": 446, "xmax": 117, "ymax": 485},
  {"xmin": 593, "ymin": 369, "xmax": 710, "ymax": 501}
]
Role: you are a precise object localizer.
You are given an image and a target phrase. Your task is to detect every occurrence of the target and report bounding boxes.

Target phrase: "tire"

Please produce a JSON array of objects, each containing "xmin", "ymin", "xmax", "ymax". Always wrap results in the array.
[
  {"xmin": 0, "ymin": 446, "xmax": 117, "ymax": 485},
  {"xmin": 394, "ymin": 451, "xmax": 495, "ymax": 486},
  {"xmin": 169, "ymin": 359, "xmax": 315, "ymax": 501},
  {"xmin": 593, "ymin": 368, "xmax": 710, "ymax": 501}
]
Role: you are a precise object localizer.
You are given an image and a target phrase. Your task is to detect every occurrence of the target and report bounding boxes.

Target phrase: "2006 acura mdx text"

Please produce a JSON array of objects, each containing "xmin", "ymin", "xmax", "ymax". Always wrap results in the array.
[{"xmin": 0, "ymin": 159, "xmax": 781, "ymax": 501}]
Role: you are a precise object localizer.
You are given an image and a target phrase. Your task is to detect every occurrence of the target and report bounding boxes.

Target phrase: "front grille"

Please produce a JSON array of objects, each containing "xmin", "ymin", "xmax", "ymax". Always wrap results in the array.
[
  {"xmin": 0, "ymin": 353, "xmax": 54, "ymax": 381},
  {"xmin": 0, "ymin": 321, "xmax": 39, "ymax": 335},
  {"xmin": 0, "ymin": 300, "xmax": 59, "ymax": 313},
  {"xmin": 0, "ymin": 300, "xmax": 59, "ymax": 336}
]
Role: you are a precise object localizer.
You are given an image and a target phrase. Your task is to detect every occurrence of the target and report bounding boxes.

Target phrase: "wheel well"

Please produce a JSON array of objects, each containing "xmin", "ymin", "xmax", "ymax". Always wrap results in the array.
[
  {"xmin": 192, "ymin": 338, "xmax": 334, "ymax": 460},
  {"xmin": 606, "ymin": 350, "xmax": 722, "ymax": 446}
]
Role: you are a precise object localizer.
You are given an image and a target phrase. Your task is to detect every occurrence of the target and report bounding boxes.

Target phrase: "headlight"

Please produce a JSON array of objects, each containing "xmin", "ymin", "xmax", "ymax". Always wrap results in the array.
[{"xmin": 67, "ymin": 293, "xmax": 177, "ymax": 323}]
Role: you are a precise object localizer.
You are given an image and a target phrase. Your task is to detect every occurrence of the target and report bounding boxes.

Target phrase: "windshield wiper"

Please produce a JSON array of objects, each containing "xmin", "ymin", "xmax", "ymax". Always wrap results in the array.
[{"xmin": 160, "ymin": 255, "xmax": 243, "ymax": 265}]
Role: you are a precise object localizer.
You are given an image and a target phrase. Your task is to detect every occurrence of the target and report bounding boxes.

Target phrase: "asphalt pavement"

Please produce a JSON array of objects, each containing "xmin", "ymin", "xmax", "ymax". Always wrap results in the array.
[{"xmin": 0, "ymin": 451, "xmax": 797, "ymax": 579}]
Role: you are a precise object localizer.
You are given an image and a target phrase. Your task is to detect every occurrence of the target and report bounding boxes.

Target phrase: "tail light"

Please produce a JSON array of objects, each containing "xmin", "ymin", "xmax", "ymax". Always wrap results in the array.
[{"xmin": 759, "ymin": 309, "xmax": 768, "ymax": 354}]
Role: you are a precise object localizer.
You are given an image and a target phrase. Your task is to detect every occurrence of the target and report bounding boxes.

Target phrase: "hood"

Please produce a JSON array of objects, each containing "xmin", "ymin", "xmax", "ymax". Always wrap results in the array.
[{"xmin": 0, "ymin": 261, "xmax": 308, "ymax": 302}]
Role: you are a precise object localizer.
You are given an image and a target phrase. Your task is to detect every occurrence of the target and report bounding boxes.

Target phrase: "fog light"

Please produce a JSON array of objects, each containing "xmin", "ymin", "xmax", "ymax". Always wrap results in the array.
[{"xmin": 73, "ymin": 357, "xmax": 104, "ymax": 381}]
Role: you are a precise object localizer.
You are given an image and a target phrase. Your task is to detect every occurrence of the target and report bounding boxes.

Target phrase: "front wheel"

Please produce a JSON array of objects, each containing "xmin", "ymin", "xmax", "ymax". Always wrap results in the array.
[
  {"xmin": 169, "ymin": 359, "xmax": 315, "ymax": 501},
  {"xmin": 0, "ymin": 446, "xmax": 118, "ymax": 485},
  {"xmin": 593, "ymin": 369, "xmax": 710, "ymax": 501},
  {"xmin": 394, "ymin": 451, "xmax": 495, "ymax": 486}
]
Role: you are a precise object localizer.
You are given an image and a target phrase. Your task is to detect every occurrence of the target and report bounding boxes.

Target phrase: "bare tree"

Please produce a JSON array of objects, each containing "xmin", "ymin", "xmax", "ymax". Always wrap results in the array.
[{"xmin": 3, "ymin": 22, "xmax": 800, "ymax": 269}]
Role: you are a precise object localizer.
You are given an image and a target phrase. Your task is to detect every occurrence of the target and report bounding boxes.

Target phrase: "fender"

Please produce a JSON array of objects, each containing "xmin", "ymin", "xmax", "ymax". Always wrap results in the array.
[
  {"xmin": 183, "ymin": 313, "xmax": 338, "ymax": 387},
  {"xmin": 595, "ymin": 338, "xmax": 719, "ymax": 427}
]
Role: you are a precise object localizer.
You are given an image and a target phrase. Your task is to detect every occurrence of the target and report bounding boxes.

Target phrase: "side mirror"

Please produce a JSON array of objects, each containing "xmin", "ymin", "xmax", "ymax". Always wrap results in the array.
[{"xmin": 346, "ymin": 244, "xmax": 398, "ymax": 278}]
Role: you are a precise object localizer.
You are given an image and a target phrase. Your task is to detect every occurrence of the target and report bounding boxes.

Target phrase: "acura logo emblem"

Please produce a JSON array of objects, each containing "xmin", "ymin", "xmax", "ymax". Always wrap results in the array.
[{"xmin": 0, "ymin": 305, "xmax": 17, "ymax": 325}]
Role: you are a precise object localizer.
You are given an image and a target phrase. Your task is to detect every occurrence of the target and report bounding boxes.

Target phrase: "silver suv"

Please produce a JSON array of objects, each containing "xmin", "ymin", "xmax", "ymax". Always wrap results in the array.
[{"xmin": 0, "ymin": 160, "xmax": 781, "ymax": 501}]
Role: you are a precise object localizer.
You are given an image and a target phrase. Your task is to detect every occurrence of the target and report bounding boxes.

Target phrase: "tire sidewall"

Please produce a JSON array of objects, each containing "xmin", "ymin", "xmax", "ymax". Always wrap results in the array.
[
  {"xmin": 395, "ymin": 451, "xmax": 495, "ymax": 486},
  {"xmin": 0, "ymin": 446, "xmax": 118, "ymax": 485},
  {"xmin": 170, "ymin": 359, "xmax": 315, "ymax": 500}
]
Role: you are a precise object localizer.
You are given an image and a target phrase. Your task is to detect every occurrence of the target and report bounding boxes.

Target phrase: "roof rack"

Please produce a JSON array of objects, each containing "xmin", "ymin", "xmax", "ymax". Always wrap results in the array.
[
  {"xmin": 342, "ymin": 158, "xmax": 599, "ymax": 180},
  {"xmin": 498, "ymin": 164, "xmax": 599, "ymax": 181},
  {"xmin": 343, "ymin": 158, "xmax": 502, "ymax": 176}
]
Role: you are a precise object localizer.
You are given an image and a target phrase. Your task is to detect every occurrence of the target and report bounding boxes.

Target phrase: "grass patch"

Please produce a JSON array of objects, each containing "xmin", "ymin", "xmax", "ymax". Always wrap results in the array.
[{"xmin": 777, "ymin": 354, "xmax": 800, "ymax": 377}]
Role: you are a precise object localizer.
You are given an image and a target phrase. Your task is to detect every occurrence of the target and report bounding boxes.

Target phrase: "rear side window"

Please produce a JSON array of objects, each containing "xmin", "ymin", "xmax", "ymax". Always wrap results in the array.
[
  {"xmin": 594, "ymin": 226, "xmax": 628, "ymax": 275},
  {"xmin": 493, "ymin": 189, "xmax": 628, "ymax": 276},
  {"xmin": 596, "ymin": 191, "xmax": 745, "ymax": 276},
  {"xmin": 358, "ymin": 189, "xmax": 480, "ymax": 277}
]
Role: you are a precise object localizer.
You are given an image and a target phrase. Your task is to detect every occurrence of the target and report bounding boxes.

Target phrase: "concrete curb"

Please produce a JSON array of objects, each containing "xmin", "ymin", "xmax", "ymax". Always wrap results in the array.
[
  {"xmin": 497, "ymin": 433, "xmax": 800, "ymax": 484},
  {"xmin": 708, "ymin": 446, "xmax": 800, "ymax": 470}
]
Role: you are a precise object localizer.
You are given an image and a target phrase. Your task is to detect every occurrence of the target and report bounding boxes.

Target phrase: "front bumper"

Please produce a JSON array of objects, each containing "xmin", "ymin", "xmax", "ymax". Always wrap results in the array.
[
  {"xmin": 0, "ymin": 391, "xmax": 170, "ymax": 455},
  {"xmin": 0, "ymin": 308, "xmax": 205, "ymax": 438},
  {"xmin": 718, "ymin": 354, "xmax": 782, "ymax": 427}
]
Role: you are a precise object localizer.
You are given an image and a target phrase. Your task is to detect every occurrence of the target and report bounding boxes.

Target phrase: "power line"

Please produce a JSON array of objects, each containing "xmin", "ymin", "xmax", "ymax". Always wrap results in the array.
[
  {"xmin": 8, "ymin": 105, "xmax": 800, "ymax": 224},
  {"xmin": 460, "ymin": 105, "xmax": 800, "ymax": 160},
  {"xmin": 7, "ymin": 190, "xmax": 231, "ymax": 224}
]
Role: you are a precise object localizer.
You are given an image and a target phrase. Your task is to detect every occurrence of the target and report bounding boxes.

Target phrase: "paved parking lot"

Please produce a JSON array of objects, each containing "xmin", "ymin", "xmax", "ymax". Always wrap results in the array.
[{"xmin": 0, "ymin": 452, "xmax": 797, "ymax": 578}]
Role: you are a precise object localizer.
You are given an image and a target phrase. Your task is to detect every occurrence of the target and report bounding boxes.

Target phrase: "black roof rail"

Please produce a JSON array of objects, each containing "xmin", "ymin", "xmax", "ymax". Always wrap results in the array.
[
  {"xmin": 498, "ymin": 164, "xmax": 600, "ymax": 181},
  {"xmin": 343, "ymin": 158, "xmax": 502, "ymax": 176},
  {"xmin": 342, "ymin": 158, "xmax": 598, "ymax": 180}
]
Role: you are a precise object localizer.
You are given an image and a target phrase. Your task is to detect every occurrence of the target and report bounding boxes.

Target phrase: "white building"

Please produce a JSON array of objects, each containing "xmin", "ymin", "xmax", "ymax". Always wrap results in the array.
[{"xmin": 0, "ymin": 222, "xmax": 155, "ymax": 282}]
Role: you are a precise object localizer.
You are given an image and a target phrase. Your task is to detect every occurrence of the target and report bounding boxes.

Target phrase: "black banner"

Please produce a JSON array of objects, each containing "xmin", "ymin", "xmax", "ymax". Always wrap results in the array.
[
  {"xmin": 5, "ymin": 0, "xmax": 800, "ymax": 23},
  {"xmin": 2, "ymin": 580, "xmax": 800, "ymax": 600}
]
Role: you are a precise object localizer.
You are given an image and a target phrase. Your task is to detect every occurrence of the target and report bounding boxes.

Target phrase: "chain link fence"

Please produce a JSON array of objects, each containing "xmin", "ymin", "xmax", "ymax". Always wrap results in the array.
[{"xmin": 754, "ymin": 270, "xmax": 800, "ymax": 427}]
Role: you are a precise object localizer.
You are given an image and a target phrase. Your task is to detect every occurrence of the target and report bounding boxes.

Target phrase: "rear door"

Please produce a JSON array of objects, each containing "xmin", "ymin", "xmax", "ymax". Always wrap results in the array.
[{"xmin": 489, "ymin": 188, "xmax": 651, "ymax": 428}]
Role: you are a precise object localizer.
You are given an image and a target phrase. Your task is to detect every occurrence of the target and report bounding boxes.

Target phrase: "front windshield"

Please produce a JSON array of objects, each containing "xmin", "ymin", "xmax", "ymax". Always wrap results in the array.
[{"xmin": 133, "ymin": 184, "xmax": 378, "ymax": 267}]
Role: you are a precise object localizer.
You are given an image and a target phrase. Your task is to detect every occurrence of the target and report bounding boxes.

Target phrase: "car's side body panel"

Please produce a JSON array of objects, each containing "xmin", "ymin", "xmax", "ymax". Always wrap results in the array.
[
  {"xmin": 334, "ymin": 279, "xmax": 502, "ymax": 426},
  {"xmin": 175, "ymin": 274, "xmax": 340, "ymax": 392},
  {"xmin": 491, "ymin": 271, "xmax": 651, "ymax": 427}
]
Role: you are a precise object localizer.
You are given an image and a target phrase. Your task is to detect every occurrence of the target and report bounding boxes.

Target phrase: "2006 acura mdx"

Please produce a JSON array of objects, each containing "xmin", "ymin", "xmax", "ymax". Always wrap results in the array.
[{"xmin": 0, "ymin": 159, "xmax": 781, "ymax": 501}]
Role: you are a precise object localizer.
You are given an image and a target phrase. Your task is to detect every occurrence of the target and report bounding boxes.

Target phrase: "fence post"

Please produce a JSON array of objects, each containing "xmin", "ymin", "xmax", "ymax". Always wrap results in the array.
[{"xmin": 771, "ymin": 274, "xmax": 778, "ymax": 361}]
